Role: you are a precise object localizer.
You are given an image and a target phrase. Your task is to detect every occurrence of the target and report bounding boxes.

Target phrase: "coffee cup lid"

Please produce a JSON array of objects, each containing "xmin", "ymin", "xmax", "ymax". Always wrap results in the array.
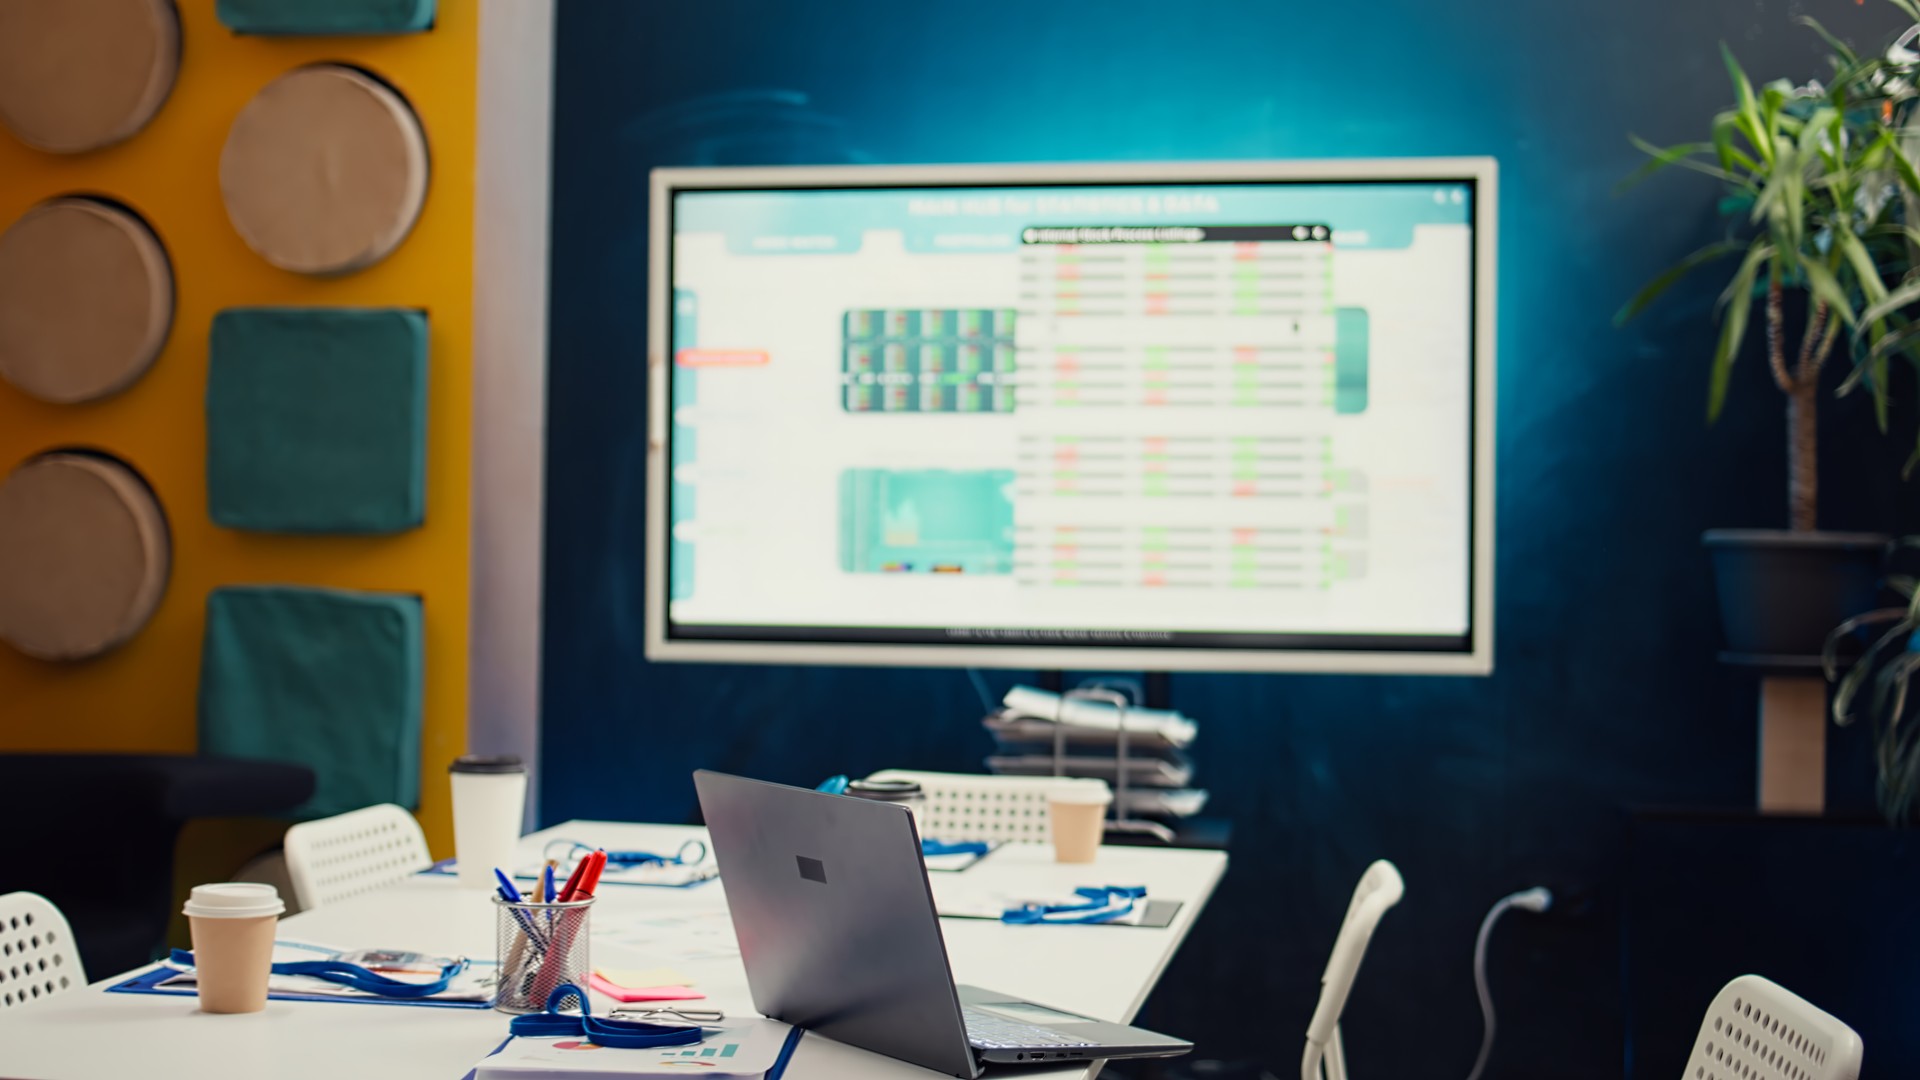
[
  {"xmin": 183, "ymin": 882, "xmax": 284, "ymax": 919},
  {"xmin": 846, "ymin": 778, "xmax": 922, "ymax": 801},
  {"xmin": 1049, "ymin": 783, "xmax": 1114, "ymax": 807},
  {"xmin": 451, "ymin": 754, "xmax": 524, "ymax": 775}
]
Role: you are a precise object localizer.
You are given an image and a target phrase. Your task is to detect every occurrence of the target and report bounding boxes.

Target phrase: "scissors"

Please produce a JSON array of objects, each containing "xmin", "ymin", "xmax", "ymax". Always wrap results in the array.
[{"xmin": 542, "ymin": 837, "xmax": 708, "ymax": 870}]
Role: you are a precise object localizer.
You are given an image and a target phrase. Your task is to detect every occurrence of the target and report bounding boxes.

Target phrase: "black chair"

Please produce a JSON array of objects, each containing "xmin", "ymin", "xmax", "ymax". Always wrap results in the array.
[{"xmin": 0, "ymin": 753, "xmax": 315, "ymax": 978}]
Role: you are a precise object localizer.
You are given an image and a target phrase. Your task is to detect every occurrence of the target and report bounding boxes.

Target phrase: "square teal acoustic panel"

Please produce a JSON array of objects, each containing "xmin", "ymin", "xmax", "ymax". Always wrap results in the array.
[
  {"xmin": 199, "ymin": 586, "xmax": 423, "ymax": 819},
  {"xmin": 208, "ymin": 307, "xmax": 427, "ymax": 534},
  {"xmin": 217, "ymin": 0, "xmax": 434, "ymax": 34}
]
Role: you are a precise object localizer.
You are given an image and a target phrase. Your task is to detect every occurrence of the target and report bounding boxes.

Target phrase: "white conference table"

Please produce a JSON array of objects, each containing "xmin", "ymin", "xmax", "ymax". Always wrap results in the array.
[{"xmin": 0, "ymin": 820, "xmax": 1227, "ymax": 1080}]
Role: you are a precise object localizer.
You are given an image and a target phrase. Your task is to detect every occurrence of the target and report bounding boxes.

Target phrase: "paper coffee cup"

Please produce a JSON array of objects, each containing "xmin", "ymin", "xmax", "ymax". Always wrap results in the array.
[
  {"xmin": 451, "ymin": 755, "xmax": 528, "ymax": 888},
  {"xmin": 1048, "ymin": 784, "xmax": 1113, "ymax": 864},
  {"xmin": 182, "ymin": 883, "xmax": 283, "ymax": 1014}
]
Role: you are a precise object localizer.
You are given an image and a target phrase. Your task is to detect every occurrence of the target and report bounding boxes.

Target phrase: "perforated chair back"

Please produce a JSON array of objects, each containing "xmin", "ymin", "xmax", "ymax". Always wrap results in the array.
[
  {"xmin": 1684, "ymin": 975, "xmax": 1862, "ymax": 1080},
  {"xmin": 0, "ymin": 892, "xmax": 83, "ymax": 1010},
  {"xmin": 1302, "ymin": 859, "xmax": 1405, "ymax": 1080},
  {"xmin": 866, "ymin": 769, "xmax": 1112, "ymax": 845},
  {"xmin": 283, "ymin": 803, "xmax": 432, "ymax": 910}
]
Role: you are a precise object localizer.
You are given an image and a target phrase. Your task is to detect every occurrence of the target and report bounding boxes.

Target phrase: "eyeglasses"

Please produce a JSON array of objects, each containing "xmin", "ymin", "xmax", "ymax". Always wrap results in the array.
[{"xmin": 609, "ymin": 1005, "xmax": 727, "ymax": 1025}]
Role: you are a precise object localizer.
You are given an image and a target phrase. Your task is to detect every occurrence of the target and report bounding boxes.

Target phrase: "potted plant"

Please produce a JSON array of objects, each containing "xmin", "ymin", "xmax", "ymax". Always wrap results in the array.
[
  {"xmin": 1617, "ymin": 11, "xmax": 1920, "ymax": 657},
  {"xmin": 1824, "ymin": 543, "xmax": 1920, "ymax": 822}
]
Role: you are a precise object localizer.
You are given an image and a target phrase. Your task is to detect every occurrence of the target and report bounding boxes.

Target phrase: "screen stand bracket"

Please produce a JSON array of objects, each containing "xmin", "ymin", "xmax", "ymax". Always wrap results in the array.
[{"xmin": 1059, "ymin": 678, "xmax": 1176, "ymax": 844}]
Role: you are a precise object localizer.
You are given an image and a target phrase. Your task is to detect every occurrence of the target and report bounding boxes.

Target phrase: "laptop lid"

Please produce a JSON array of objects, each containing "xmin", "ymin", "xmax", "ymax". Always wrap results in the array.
[{"xmin": 693, "ymin": 770, "xmax": 980, "ymax": 1079}]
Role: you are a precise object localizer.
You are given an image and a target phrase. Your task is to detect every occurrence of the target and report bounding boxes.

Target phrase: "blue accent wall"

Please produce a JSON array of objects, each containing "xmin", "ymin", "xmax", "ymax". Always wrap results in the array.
[{"xmin": 543, "ymin": 2, "xmax": 1920, "ymax": 1076}]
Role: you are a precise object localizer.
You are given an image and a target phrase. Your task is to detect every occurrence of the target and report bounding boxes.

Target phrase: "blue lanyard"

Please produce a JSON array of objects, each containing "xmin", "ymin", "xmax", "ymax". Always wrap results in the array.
[
  {"xmin": 1002, "ymin": 886, "xmax": 1147, "ymax": 925},
  {"xmin": 508, "ymin": 982, "xmax": 707, "ymax": 1048},
  {"xmin": 544, "ymin": 838, "xmax": 708, "ymax": 869},
  {"xmin": 921, "ymin": 839, "xmax": 992, "ymax": 858},
  {"xmin": 169, "ymin": 949, "xmax": 469, "ymax": 998}
]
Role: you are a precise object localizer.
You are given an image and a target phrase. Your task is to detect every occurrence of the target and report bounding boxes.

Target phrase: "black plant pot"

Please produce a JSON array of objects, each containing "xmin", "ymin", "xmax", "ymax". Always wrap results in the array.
[{"xmin": 1703, "ymin": 529, "xmax": 1890, "ymax": 658}]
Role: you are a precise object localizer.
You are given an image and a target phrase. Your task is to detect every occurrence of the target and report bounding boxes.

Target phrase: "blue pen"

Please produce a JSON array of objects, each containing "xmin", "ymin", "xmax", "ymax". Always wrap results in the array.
[
  {"xmin": 494, "ymin": 867, "xmax": 525, "ymax": 903},
  {"xmin": 495, "ymin": 869, "xmax": 547, "ymax": 949},
  {"xmin": 543, "ymin": 864, "xmax": 555, "ymax": 903}
]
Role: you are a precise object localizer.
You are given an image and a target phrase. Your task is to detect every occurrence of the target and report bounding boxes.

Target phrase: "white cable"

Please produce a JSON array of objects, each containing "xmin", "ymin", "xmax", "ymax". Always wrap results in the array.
[{"xmin": 1465, "ymin": 887, "xmax": 1550, "ymax": 1080}]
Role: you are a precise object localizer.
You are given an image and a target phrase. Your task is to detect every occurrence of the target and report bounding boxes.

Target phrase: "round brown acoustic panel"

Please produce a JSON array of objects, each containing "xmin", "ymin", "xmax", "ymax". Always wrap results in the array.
[
  {"xmin": 0, "ymin": 453, "xmax": 171, "ymax": 661},
  {"xmin": 220, "ymin": 65, "xmax": 430, "ymax": 276},
  {"xmin": 0, "ymin": 0, "xmax": 182, "ymax": 153},
  {"xmin": 0, "ymin": 198, "xmax": 175, "ymax": 404}
]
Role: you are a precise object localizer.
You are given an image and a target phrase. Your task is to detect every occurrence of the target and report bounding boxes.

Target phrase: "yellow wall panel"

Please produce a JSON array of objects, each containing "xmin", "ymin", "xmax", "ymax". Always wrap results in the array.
[{"xmin": 0, "ymin": 0, "xmax": 480, "ymax": 856}]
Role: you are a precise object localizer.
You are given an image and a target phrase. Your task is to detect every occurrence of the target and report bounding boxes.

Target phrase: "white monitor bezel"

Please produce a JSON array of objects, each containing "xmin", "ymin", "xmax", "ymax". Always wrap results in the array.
[{"xmin": 645, "ymin": 158, "xmax": 1496, "ymax": 675}]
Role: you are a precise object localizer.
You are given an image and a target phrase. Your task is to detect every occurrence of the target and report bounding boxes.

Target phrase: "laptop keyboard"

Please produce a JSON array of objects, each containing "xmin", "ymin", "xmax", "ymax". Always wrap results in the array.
[{"xmin": 963, "ymin": 1007, "xmax": 1098, "ymax": 1049}]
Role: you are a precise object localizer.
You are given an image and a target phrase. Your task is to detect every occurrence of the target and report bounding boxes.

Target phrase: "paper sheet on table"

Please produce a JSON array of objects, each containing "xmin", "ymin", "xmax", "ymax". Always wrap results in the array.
[
  {"xmin": 476, "ymin": 1018, "xmax": 795, "ymax": 1078},
  {"xmin": 594, "ymin": 909, "xmax": 742, "ymax": 965}
]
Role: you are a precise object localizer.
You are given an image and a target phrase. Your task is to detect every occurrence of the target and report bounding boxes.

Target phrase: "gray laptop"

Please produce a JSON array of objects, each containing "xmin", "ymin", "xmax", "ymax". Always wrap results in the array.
[{"xmin": 693, "ymin": 770, "xmax": 1192, "ymax": 1079}]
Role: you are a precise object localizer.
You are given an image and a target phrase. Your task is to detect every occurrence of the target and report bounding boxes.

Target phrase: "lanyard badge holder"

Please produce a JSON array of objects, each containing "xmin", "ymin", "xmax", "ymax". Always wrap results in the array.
[
  {"xmin": 167, "ymin": 948, "xmax": 470, "ymax": 998},
  {"xmin": 509, "ymin": 982, "xmax": 708, "ymax": 1047},
  {"xmin": 1002, "ymin": 886, "xmax": 1147, "ymax": 925},
  {"xmin": 493, "ymin": 893, "xmax": 595, "ymax": 1013}
]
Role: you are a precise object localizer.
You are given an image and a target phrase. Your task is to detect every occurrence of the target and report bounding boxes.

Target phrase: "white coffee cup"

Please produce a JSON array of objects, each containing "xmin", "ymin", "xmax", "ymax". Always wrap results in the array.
[
  {"xmin": 1048, "ymin": 783, "xmax": 1114, "ymax": 864},
  {"xmin": 450, "ymin": 755, "xmax": 528, "ymax": 888},
  {"xmin": 183, "ymin": 883, "xmax": 284, "ymax": 1014}
]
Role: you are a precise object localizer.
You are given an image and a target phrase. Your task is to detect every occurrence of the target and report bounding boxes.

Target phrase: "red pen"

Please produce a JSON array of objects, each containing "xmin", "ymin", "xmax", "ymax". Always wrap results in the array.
[
  {"xmin": 575, "ymin": 850, "xmax": 608, "ymax": 898},
  {"xmin": 529, "ymin": 849, "xmax": 607, "ymax": 1006},
  {"xmin": 556, "ymin": 854, "xmax": 590, "ymax": 902}
]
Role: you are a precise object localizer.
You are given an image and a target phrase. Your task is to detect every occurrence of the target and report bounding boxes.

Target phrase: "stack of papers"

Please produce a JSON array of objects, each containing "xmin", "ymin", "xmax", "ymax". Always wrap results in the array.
[
  {"xmin": 1000, "ymin": 685, "xmax": 1198, "ymax": 747},
  {"xmin": 1119, "ymin": 788, "xmax": 1210, "ymax": 817},
  {"xmin": 985, "ymin": 687, "xmax": 1207, "ymax": 819},
  {"xmin": 588, "ymin": 966, "xmax": 704, "ymax": 1003},
  {"xmin": 986, "ymin": 752, "xmax": 1194, "ymax": 788}
]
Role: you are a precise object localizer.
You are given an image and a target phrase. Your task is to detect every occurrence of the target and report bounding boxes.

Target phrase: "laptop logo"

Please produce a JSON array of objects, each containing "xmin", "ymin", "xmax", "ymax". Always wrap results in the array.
[{"xmin": 796, "ymin": 856, "xmax": 828, "ymax": 884}]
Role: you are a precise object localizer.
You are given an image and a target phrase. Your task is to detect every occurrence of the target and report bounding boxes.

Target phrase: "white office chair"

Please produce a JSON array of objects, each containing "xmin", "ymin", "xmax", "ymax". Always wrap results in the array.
[
  {"xmin": 0, "ymin": 892, "xmax": 84, "ymax": 1010},
  {"xmin": 1684, "ymin": 974, "xmax": 1862, "ymax": 1080},
  {"xmin": 865, "ymin": 769, "xmax": 1112, "ymax": 845},
  {"xmin": 283, "ymin": 803, "xmax": 433, "ymax": 910},
  {"xmin": 1301, "ymin": 859, "xmax": 1404, "ymax": 1080}
]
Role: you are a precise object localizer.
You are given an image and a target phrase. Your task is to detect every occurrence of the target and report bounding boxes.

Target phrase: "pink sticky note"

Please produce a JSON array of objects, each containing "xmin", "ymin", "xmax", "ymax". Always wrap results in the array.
[{"xmin": 587, "ymin": 973, "xmax": 707, "ymax": 1003}]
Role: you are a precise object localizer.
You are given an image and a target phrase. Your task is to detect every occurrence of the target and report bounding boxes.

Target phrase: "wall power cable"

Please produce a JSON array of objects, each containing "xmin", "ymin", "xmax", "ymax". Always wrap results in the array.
[{"xmin": 1464, "ymin": 886, "xmax": 1552, "ymax": 1080}]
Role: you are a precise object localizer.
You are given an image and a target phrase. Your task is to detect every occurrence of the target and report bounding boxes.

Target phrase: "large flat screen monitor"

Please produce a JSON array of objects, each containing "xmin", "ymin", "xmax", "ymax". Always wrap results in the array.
[{"xmin": 646, "ymin": 159, "xmax": 1495, "ymax": 674}]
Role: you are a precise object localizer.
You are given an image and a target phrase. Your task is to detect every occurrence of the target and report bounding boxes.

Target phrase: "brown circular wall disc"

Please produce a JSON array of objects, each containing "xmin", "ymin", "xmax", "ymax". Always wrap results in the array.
[
  {"xmin": 0, "ymin": 198, "xmax": 174, "ymax": 404},
  {"xmin": 0, "ymin": 453, "xmax": 171, "ymax": 661},
  {"xmin": 220, "ymin": 64, "xmax": 430, "ymax": 276},
  {"xmin": 0, "ymin": 0, "xmax": 182, "ymax": 154}
]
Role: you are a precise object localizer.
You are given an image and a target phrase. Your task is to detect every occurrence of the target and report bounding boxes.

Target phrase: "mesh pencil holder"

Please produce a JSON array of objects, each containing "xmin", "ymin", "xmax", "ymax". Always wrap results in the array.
[{"xmin": 492, "ymin": 894, "xmax": 594, "ymax": 1013}]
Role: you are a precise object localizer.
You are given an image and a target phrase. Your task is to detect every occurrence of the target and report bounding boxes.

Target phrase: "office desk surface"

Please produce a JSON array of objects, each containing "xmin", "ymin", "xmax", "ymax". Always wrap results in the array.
[{"xmin": 0, "ymin": 821, "xmax": 1227, "ymax": 1080}]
